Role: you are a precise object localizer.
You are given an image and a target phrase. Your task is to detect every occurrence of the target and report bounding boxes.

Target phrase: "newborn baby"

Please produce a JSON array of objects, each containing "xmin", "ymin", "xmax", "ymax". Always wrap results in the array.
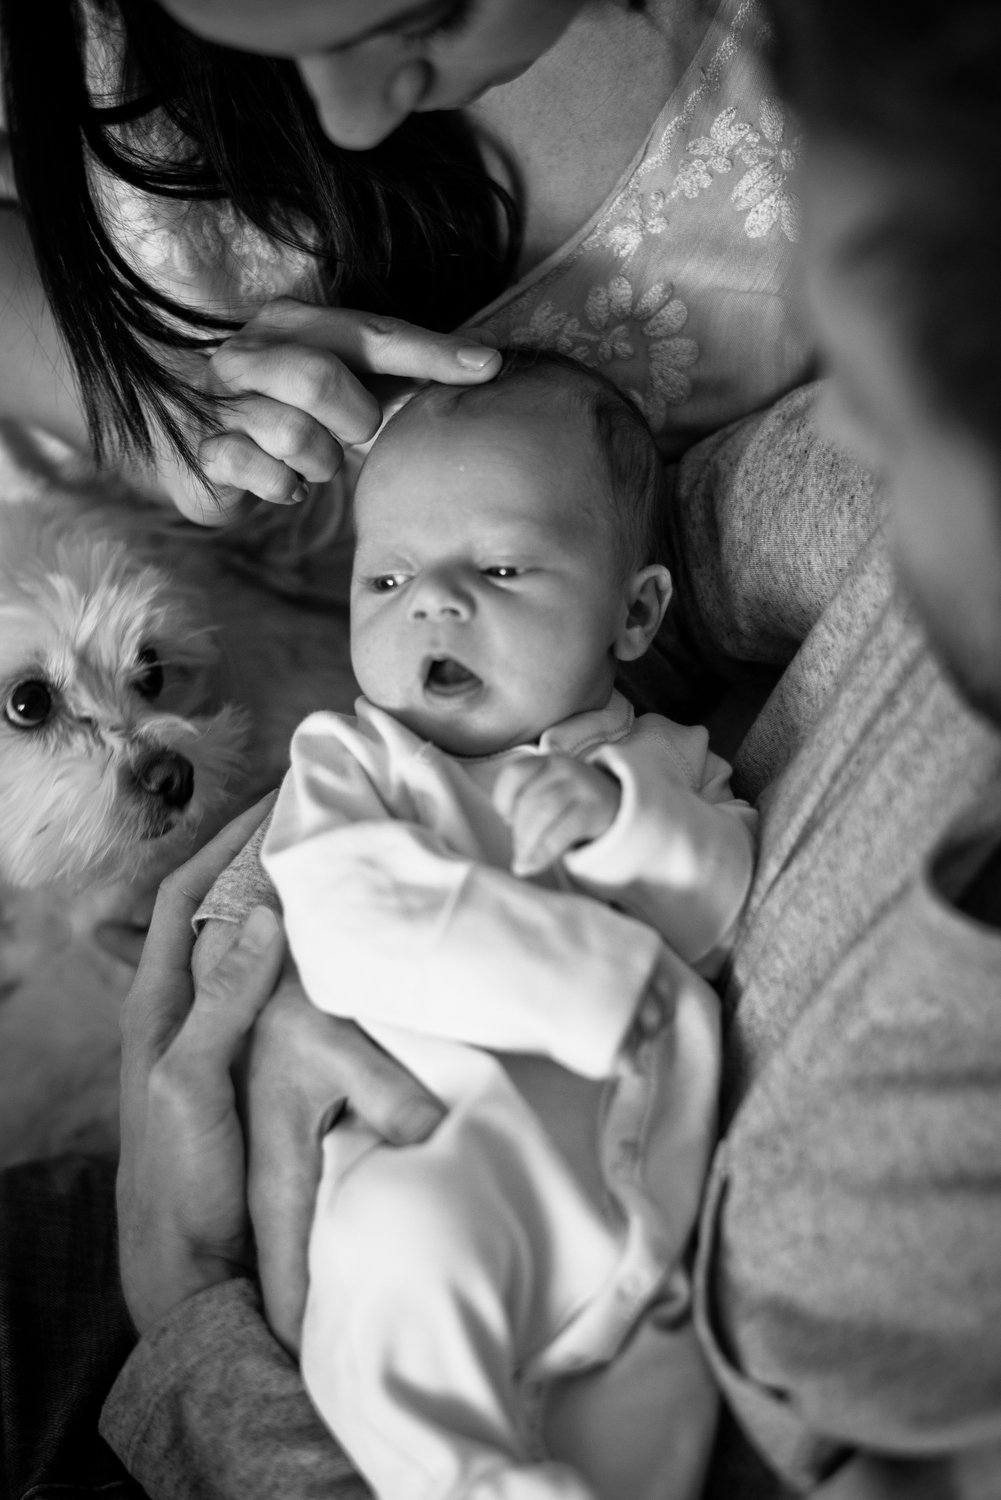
[{"xmin": 195, "ymin": 349, "xmax": 756, "ymax": 1500}]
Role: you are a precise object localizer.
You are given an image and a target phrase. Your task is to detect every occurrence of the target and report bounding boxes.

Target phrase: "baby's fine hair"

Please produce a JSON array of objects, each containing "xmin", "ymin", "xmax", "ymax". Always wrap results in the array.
[{"xmin": 398, "ymin": 348, "xmax": 669, "ymax": 572}]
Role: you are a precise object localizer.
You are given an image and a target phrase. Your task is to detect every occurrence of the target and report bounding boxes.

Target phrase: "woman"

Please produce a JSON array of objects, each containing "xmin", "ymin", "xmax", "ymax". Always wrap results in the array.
[{"xmin": 0, "ymin": 0, "xmax": 811, "ymax": 521}]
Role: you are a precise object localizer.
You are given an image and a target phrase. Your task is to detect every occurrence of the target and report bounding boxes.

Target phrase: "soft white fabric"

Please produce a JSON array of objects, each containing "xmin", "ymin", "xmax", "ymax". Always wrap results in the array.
[{"xmin": 263, "ymin": 691, "xmax": 753, "ymax": 1500}]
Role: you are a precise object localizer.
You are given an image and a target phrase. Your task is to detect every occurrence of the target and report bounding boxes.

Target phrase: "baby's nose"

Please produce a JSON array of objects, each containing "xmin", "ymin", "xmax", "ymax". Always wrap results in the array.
[
  {"xmin": 410, "ymin": 570, "xmax": 473, "ymax": 621},
  {"xmin": 133, "ymin": 748, "xmax": 195, "ymax": 809}
]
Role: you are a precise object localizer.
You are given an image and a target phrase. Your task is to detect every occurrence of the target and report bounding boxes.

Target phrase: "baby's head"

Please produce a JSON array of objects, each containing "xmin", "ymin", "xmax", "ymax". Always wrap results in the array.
[{"xmin": 350, "ymin": 350, "xmax": 672, "ymax": 756}]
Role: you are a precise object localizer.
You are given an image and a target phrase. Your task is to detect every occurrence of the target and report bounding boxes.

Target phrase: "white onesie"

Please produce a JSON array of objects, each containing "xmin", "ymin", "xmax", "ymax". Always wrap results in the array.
[{"xmin": 262, "ymin": 691, "xmax": 756, "ymax": 1500}]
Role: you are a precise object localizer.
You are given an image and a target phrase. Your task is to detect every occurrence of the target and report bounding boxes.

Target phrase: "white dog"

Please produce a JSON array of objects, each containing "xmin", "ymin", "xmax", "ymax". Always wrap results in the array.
[
  {"xmin": 0, "ymin": 422, "xmax": 357, "ymax": 1164},
  {"xmin": 0, "ymin": 491, "xmax": 250, "ymax": 889}
]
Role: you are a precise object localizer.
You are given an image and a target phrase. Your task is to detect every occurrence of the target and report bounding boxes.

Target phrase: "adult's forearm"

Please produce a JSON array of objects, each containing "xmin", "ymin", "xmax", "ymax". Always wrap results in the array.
[
  {"xmin": 101, "ymin": 1279, "xmax": 370, "ymax": 1500},
  {"xmin": 667, "ymin": 381, "xmax": 881, "ymax": 673}
]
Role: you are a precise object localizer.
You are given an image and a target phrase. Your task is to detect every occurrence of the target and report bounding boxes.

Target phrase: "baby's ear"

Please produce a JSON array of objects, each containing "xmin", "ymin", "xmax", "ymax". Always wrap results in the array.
[{"xmin": 614, "ymin": 563, "xmax": 672, "ymax": 662}]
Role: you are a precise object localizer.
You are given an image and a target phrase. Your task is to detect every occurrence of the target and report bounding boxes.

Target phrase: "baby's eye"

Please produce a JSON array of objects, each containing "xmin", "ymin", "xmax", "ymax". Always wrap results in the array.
[
  {"xmin": 370, "ymin": 573, "xmax": 407, "ymax": 593},
  {"xmin": 4, "ymin": 678, "xmax": 54, "ymax": 730},
  {"xmin": 134, "ymin": 645, "xmax": 164, "ymax": 700},
  {"xmin": 481, "ymin": 566, "xmax": 520, "ymax": 579}
]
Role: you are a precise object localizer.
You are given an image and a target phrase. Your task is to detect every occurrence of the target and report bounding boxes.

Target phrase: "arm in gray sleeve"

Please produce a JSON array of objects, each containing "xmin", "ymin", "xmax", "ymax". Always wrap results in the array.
[
  {"xmin": 100, "ymin": 1280, "xmax": 370, "ymax": 1500},
  {"xmin": 694, "ymin": 883, "xmax": 1001, "ymax": 1494},
  {"xmin": 193, "ymin": 798, "xmax": 280, "ymax": 930},
  {"xmin": 664, "ymin": 381, "xmax": 881, "ymax": 677}
]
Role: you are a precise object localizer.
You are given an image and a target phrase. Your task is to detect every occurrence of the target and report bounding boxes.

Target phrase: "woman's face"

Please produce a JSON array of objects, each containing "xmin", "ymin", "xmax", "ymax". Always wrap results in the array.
[
  {"xmin": 160, "ymin": 0, "xmax": 588, "ymax": 147},
  {"xmin": 804, "ymin": 142, "xmax": 1001, "ymax": 727}
]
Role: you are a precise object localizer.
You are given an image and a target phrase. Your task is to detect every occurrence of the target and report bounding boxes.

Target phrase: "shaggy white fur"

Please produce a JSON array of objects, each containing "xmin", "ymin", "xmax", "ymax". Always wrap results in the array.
[{"xmin": 0, "ymin": 422, "xmax": 358, "ymax": 1165}]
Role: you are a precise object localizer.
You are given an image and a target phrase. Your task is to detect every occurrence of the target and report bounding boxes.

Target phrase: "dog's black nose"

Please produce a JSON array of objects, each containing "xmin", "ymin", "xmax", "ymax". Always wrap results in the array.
[{"xmin": 135, "ymin": 750, "xmax": 194, "ymax": 809}]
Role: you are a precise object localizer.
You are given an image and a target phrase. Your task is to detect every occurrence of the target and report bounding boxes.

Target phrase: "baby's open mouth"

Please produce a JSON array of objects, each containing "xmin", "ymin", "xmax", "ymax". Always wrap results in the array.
[{"xmin": 423, "ymin": 657, "xmax": 482, "ymax": 697}]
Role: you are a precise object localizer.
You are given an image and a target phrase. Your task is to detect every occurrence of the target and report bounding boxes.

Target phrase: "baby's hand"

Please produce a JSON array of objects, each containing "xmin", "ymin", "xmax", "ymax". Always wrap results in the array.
[{"xmin": 493, "ymin": 754, "xmax": 621, "ymax": 877}]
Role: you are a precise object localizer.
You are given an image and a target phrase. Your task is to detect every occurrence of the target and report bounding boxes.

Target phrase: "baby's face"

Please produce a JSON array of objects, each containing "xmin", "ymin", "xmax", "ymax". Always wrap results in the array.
[{"xmin": 350, "ymin": 393, "xmax": 631, "ymax": 756}]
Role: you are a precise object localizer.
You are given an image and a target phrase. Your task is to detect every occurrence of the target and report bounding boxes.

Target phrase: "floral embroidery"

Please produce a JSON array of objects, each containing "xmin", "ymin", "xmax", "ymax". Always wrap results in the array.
[
  {"xmin": 603, "ymin": 196, "xmax": 673, "ymax": 261},
  {"xmin": 606, "ymin": 95, "xmax": 801, "ymax": 255},
  {"xmin": 728, "ymin": 97, "xmax": 801, "ymax": 240},
  {"xmin": 510, "ymin": 276, "xmax": 699, "ymax": 427},
  {"xmin": 102, "ymin": 181, "xmax": 317, "ymax": 314},
  {"xmin": 582, "ymin": 88, "xmax": 800, "ymax": 314},
  {"xmin": 681, "ymin": 107, "xmax": 756, "ymax": 182}
]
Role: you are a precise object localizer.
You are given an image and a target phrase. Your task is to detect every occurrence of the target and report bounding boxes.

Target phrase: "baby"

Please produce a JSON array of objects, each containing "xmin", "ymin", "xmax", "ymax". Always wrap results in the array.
[{"xmin": 195, "ymin": 351, "xmax": 756, "ymax": 1500}]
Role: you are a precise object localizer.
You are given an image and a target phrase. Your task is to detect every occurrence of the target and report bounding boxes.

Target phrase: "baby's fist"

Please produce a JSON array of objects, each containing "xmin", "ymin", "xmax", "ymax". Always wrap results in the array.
[{"xmin": 493, "ymin": 754, "xmax": 621, "ymax": 877}]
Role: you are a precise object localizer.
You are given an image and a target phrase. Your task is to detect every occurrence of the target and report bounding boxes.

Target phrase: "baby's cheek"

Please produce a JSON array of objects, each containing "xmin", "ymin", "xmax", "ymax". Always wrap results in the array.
[{"xmin": 352, "ymin": 620, "xmax": 403, "ymax": 704}]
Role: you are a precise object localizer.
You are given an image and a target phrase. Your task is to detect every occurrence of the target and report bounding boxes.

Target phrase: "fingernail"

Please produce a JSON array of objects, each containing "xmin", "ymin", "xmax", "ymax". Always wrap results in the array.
[
  {"xmin": 240, "ymin": 905, "xmax": 282, "ymax": 949},
  {"xmin": 455, "ymin": 345, "xmax": 500, "ymax": 371},
  {"xmin": 289, "ymin": 480, "xmax": 310, "ymax": 504}
]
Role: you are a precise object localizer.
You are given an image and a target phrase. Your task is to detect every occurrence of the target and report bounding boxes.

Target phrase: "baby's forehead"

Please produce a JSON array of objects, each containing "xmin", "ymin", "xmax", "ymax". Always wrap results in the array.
[
  {"xmin": 354, "ymin": 381, "xmax": 612, "ymax": 548},
  {"xmin": 404, "ymin": 374, "xmax": 589, "ymax": 442},
  {"xmin": 361, "ymin": 379, "xmax": 592, "ymax": 487}
]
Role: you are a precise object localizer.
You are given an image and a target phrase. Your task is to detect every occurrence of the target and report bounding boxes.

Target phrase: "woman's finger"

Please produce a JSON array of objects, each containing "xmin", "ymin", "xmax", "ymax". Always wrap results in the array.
[
  {"xmin": 246, "ymin": 993, "xmax": 444, "ymax": 1352},
  {"xmin": 170, "ymin": 906, "xmax": 286, "ymax": 1071},
  {"xmin": 210, "ymin": 335, "xmax": 381, "ymax": 446},
  {"xmin": 249, "ymin": 984, "xmax": 445, "ymax": 1150},
  {"xmin": 243, "ymin": 299, "xmax": 502, "ymax": 388},
  {"xmin": 117, "ymin": 902, "xmax": 286, "ymax": 1337},
  {"xmin": 249, "ymin": 1102, "xmax": 324, "ymax": 1355},
  {"xmin": 330, "ymin": 1019, "xmax": 445, "ymax": 1145},
  {"xmin": 208, "ymin": 393, "xmax": 345, "ymax": 482},
  {"xmin": 340, "ymin": 310, "xmax": 502, "ymax": 386},
  {"xmin": 199, "ymin": 429, "xmax": 316, "ymax": 506}
]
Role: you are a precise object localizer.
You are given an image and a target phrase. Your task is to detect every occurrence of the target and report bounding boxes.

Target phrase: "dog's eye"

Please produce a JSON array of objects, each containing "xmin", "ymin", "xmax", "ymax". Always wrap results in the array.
[
  {"xmin": 135, "ymin": 646, "xmax": 164, "ymax": 700},
  {"xmin": 4, "ymin": 679, "xmax": 53, "ymax": 729}
]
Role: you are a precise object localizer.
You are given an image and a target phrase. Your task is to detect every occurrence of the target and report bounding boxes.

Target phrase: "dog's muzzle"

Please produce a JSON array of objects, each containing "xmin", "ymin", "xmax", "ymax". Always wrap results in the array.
[{"xmin": 132, "ymin": 748, "xmax": 195, "ymax": 810}]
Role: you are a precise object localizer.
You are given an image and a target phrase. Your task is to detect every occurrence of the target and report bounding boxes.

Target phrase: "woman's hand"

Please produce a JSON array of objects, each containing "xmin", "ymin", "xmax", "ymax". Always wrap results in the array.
[
  {"xmin": 243, "ymin": 970, "xmax": 446, "ymax": 1355},
  {"xmin": 178, "ymin": 299, "xmax": 501, "ymax": 524},
  {"xmin": 117, "ymin": 799, "xmax": 286, "ymax": 1336}
]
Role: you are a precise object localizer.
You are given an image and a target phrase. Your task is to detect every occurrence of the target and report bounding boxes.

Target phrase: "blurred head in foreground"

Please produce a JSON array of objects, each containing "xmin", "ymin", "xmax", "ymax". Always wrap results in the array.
[{"xmin": 767, "ymin": 0, "xmax": 1001, "ymax": 724}]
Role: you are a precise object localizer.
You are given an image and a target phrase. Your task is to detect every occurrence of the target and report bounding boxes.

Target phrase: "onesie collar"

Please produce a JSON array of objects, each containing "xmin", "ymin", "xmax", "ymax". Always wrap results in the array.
[{"xmin": 353, "ymin": 690, "xmax": 635, "ymax": 766}]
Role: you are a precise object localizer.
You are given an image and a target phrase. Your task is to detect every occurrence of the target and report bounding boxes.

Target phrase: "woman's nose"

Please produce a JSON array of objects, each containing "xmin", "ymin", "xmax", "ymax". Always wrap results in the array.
[
  {"xmin": 409, "ymin": 569, "xmax": 473, "ymax": 621},
  {"xmin": 297, "ymin": 48, "xmax": 431, "ymax": 150}
]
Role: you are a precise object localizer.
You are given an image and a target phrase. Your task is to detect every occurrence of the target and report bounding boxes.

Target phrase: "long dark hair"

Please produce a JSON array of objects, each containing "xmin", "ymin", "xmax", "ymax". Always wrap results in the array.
[{"xmin": 0, "ymin": 0, "xmax": 519, "ymax": 476}]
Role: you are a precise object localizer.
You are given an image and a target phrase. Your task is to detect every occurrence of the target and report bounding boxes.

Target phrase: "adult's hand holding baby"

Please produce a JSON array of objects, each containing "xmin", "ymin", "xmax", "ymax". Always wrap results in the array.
[
  {"xmin": 494, "ymin": 754, "xmax": 622, "ymax": 877},
  {"xmin": 116, "ymin": 798, "xmax": 285, "ymax": 1336},
  {"xmin": 179, "ymin": 299, "xmax": 501, "ymax": 523},
  {"xmin": 242, "ymin": 976, "xmax": 446, "ymax": 1354}
]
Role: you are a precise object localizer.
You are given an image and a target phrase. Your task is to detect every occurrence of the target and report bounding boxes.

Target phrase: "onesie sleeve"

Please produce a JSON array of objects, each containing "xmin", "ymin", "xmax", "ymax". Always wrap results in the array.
[
  {"xmin": 564, "ymin": 716, "xmax": 756, "ymax": 971},
  {"xmin": 264, "ymin": 713, "xmax": 662, "ymax": 1079}
]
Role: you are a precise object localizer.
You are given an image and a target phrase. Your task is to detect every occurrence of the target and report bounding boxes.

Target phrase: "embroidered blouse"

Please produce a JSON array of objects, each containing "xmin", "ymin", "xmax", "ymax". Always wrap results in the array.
[{"xmin": 83, "ymin": 0, "xmax": 811, "ymax": 460}]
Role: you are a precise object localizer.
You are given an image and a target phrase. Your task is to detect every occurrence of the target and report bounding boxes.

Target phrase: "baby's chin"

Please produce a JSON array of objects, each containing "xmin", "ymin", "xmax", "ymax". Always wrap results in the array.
[
  {"xmin": 403, "ymin": 712, "xmax": 518, "ymax": 758},
  {"xmin": 372, "ymin": 697, "xmax": 530, "ymax": 759}
]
